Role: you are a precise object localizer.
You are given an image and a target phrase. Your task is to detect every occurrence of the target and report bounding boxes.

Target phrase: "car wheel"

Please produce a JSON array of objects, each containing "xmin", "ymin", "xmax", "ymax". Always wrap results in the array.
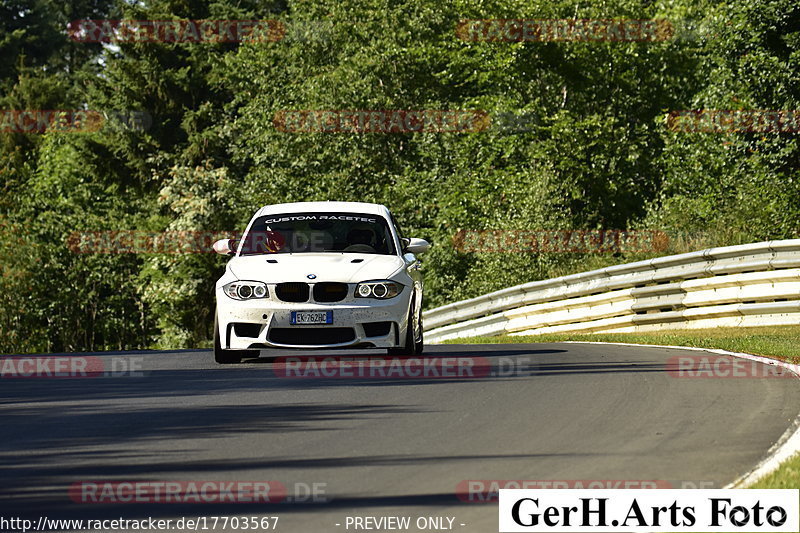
[
  {"xmin": 214, "ymin": 312, "xmax": 242, "ymax": 364},
  {"xmin": 388, "ymin": 301, "xmax": 421, "ymax": 356}
]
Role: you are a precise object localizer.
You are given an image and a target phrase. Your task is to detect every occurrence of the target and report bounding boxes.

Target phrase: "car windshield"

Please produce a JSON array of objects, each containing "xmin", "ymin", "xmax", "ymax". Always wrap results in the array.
[{"xmin": 239, "ymin": 212, "xmax": 396, "ymax": 255}]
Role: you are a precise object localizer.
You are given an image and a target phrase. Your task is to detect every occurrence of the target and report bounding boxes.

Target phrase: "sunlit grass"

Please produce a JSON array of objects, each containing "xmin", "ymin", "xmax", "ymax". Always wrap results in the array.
[{"xmin": 445, "ymin": 325, "xmax": 800, "ymax": 364}]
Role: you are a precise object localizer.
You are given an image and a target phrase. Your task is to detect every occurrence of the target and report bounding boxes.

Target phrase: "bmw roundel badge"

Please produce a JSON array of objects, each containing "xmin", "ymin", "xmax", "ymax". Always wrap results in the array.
[{"xmin": 307, "ymin": 274, "xmax": 317, "ymax": 279}]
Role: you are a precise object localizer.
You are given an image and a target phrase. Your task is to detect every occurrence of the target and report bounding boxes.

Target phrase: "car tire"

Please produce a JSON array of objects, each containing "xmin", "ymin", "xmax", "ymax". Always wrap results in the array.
[
  {"xmin": 214, "ymin": 312, "xmax": 243, "ymax": 364},
  {"xmin": 388, "ymin": 301, "xmax": 423, "ymax": 356},
  {"xmin": 415, "ymin": 315, "xmax": 424, "ymax": 355}
]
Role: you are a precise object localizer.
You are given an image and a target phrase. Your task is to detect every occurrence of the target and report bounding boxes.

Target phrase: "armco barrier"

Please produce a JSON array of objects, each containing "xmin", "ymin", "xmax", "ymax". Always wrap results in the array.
[{"xmin": 423, "ymin": 240, "xmax": 800, "ymax": 342}]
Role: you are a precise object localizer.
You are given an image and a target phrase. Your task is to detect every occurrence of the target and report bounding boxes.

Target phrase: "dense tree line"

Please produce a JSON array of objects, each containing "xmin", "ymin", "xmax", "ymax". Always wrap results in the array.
[{"xmin": 1, "ymin": 0, "xmax": 798, "ymax": 353}]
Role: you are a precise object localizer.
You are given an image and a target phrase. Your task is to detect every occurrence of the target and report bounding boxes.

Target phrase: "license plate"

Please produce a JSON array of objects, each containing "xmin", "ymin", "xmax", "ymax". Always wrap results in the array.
[{"xmin": 291, "ymin": 311, "xmax": 333, "ymax": 325}]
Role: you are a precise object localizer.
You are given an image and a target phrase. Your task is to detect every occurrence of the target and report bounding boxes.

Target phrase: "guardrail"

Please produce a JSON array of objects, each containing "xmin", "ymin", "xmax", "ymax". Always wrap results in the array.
[{"xmin": 423, "ymin": 239, "xmax": 800, "ymax": 342}]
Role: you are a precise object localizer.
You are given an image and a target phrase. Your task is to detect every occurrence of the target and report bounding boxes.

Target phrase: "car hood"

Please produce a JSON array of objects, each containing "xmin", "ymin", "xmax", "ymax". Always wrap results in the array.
[{"xmin": 227, "ymin": 253, "xmax": 405, "ymax": 284}]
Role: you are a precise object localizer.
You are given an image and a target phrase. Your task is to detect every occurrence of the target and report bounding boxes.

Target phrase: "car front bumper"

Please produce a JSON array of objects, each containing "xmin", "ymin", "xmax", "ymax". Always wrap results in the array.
[{"xmin": 216, "ymin": 288, "xmax": 411, "ymax": 350}]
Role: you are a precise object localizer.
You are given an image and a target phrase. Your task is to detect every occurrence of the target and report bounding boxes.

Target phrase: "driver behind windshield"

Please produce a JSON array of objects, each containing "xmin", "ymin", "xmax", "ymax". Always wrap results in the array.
[{"xmin": 344, "ymin": 225, "xmax": 378, "ymax": 253}]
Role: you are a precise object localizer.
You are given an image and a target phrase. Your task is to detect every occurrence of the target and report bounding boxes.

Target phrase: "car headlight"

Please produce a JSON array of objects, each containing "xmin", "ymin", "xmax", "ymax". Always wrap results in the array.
[
  {"xmin": 223, "ymin": 281, "xmax": 269, "ymax": 300},
  {"xmin": 355, "ymin": 280, "xmax": 403, "ymax": 299}
]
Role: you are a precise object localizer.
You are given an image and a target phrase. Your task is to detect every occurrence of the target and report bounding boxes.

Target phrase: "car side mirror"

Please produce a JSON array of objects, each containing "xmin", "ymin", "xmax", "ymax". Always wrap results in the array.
[
  {"xmin": 213, "ymin": 238, "xmax": 236, "ymax": 256},
  {"xmin": 405, "ymin": 238, "xmax": 430, "ymax": 254}
]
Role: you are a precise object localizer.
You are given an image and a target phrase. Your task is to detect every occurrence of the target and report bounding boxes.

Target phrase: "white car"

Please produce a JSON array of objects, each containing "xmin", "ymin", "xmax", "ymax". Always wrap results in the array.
[{"xmin": 212, "ymin": 202, "xmax": 430, "ymax": 364}]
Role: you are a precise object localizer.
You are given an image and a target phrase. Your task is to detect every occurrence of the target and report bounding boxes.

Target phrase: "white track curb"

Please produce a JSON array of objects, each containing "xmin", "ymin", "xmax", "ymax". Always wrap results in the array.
[{"xmin": 564, "ymin": 341, "xmax": 800, "ymax": 488}]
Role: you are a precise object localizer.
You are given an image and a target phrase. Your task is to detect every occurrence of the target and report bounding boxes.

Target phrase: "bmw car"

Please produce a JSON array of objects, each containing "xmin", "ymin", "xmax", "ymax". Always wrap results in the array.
[{"xmin": 212, "ymin": 202, "xmax": 429, "ymax": 363}]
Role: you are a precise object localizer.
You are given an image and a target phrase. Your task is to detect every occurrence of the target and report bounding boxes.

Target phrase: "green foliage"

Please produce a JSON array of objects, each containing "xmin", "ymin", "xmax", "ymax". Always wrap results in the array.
[
  {"xmin": 140, "ymin": 163, "xmax": 237, "ymax": 349},
  {"xmin": 644, "ymin": 0, "xmax": 800, "ymax": 243},
  {"xmin": 1, "ymin": 0, "xmax": 798, "ymax": 352}
]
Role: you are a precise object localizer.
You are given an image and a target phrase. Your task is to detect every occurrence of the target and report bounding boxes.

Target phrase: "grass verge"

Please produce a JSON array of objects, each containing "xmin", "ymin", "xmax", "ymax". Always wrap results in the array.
[
  {"xmin": 444, "ymin": 325, "xmax": 800, "ymax": 365},
  {"xmin": 444, "ymin": 325, "xmax": 800, "ymax": 489},
  {"xmin": 750, "ymin": 454, "xmax": 800, "ymax": 489}
]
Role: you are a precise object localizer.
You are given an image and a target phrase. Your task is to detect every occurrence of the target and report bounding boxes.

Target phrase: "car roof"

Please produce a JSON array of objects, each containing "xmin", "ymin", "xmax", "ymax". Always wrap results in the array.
[{"xmin": 255, "ymin": 201, "xmax": 391, "ymax": 218}]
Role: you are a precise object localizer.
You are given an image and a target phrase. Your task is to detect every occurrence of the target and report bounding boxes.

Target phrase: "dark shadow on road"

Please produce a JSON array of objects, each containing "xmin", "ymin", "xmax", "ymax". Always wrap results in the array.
[
  {"xmin": 0, "ymin": 343, "xmax": 733, "ymax": 522},
  {"xmin": 5, "ymin": 490, "xmax": 496, "ymax": 520},
  {"xmin": 0, "ymin": 345, "xmax": 673, "ymax": 408}
]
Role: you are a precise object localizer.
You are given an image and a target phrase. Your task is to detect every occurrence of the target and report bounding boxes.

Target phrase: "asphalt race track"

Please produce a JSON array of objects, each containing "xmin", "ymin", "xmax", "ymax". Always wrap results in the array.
[{"xmin": 2, "ymin": 343, "xmax": 799, "ymax": 532}]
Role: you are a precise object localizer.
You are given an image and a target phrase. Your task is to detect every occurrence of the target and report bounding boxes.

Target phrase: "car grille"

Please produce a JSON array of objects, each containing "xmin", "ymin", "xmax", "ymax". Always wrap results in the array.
[
  {"xmin": 275, "ymin": 282, "xmax": 309, "ymax": 302},
  {"xmin": 313, "ymin": 282, "xmax": 349, "ymax": 302},
  {"xmin": 269, "ymin": 327, "xmax": 355, "ymax": 345}
]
